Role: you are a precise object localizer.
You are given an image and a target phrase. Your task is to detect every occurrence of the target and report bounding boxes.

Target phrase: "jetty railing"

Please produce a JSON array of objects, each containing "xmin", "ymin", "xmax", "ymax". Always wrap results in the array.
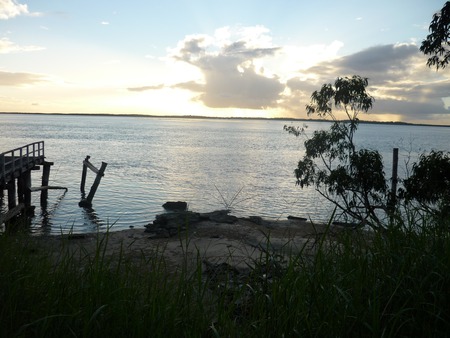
[{"xmin": 0, "ymin": 141, "xmax": 45, "ymax": 185}]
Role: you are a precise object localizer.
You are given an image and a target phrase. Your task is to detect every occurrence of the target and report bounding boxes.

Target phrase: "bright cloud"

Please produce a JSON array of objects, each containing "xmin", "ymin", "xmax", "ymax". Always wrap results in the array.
[
  {"xmin": 0, "ymin": 0, "xmax": 40, "ymax": 19},
  {"xmin": 0, "ymin": 70, "xmax": 47, "ymax": 86},
  {"xmin": 0, "ymin": 37, "xmax": 44, "ymax": 53}
]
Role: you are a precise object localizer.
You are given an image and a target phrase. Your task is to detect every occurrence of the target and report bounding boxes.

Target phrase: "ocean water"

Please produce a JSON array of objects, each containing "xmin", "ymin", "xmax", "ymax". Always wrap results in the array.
[{"xmin": 0, "ymin": 114, "xmax": 448, "ymax": 234}]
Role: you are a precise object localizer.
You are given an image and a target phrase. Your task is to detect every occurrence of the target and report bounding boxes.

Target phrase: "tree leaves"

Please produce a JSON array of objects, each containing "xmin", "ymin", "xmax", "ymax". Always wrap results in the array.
[
  {"xmin": 402, "ymin": 150, "xmax": 450, "ymax": 208},
  {"xmin": 420, "ymin": 1, "xmax": 450, "ymax": 70},
  {"xmin": 306, "ymin": 76, "xmax": 374, "ymax": 121},
  {"xmin": 288, "ymin": 76, "xmax": 388, "ymax": 228}
]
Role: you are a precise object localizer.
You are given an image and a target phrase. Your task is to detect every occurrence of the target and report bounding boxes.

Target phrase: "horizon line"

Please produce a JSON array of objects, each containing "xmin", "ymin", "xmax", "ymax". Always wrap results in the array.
[{"xmin": 1, "ymin": 111, "xmax": 449, "ymax": 128}]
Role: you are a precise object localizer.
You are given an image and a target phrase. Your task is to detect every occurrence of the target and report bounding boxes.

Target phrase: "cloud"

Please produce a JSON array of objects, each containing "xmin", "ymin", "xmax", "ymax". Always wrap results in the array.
[
  {"xmin": 0, "ymin": 0, "xmax": 41, "ymax": 19},
  {"xmin": 374, "ymin": 99, "xmax": 449, "ymax": 120},
  {"xmin": 301, "ymin": 43, "xmax": 422, "ymax": 82},
  {"xmin": 286, "ymin": 43, "xmax": 450, "ymax": 122},
  {"xmin": 172, "ymin": 81, "xmax": 204, "ymax": 92},
  {"xmin": 131, "ymin": 25, "xmax": 449, "ymax": 122},
  {"xmin": 0, "ymin": 71, "xmax": 47, "ymax": 85},
  {"xmin": 131, "ymin": 26, "xmax": 343, "ymax": 114},
  {"xmin": 128, "ymin": 84, "xmax": 165, "ymax": 91},
  {"xmin": 170, "ymin": 27, "xmax": 284, "ymax": 109},
  {"xmin": 0, "ymin": 37, "xmax": 44, "ymax": 53},
  {"xmin": 128, "ymin": 81, "xmax": 205, "ymax": 93}
]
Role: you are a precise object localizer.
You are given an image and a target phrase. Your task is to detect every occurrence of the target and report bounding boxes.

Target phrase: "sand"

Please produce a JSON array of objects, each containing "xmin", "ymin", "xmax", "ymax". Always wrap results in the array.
[{"xmin": 32, "ymin": 216, "xmax": 348, "ymax": 273}]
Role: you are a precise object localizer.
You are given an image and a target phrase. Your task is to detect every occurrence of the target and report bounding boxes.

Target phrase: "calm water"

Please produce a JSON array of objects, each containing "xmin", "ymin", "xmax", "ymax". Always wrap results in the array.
[{"xmin": 0, "ymin": 114, "xmax": 448, "ymax": 234}]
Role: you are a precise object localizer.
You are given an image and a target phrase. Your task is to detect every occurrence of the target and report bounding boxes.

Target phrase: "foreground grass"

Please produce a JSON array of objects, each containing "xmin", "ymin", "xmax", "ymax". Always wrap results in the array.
[{"xmin": 1, "ymin": 218, "xmax": 450, "ymax": 337}]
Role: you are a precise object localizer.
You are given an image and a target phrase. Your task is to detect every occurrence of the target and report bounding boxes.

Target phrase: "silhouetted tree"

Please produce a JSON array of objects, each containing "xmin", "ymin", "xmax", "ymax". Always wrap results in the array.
[
  {"xmin": 420, "ymin": 1, "xmax": 450, "ymax": 69},
  {"xmin": 285, "ymin": 76, "xmax": 389, "ymax": 229},
  {"xmin": 401, "ymin": 150, "xmax": 450, "ymax": 220}
]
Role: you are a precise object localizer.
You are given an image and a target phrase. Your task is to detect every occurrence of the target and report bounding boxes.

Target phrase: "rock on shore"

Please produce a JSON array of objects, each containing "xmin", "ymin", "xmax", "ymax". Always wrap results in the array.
[{"xmin": 145, "ymin": 209, "xmax": 238, "ymax": 238}]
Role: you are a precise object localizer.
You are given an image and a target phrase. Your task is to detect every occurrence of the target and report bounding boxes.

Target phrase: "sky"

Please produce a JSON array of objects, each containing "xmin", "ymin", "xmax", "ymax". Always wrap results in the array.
[{"xmin": 1, "ymin": 0, "xmax": 450, "ymax": 125}]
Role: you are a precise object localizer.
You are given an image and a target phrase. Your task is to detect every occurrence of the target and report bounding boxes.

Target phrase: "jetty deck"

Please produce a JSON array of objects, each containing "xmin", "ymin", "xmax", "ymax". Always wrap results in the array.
[
  {"xmin": 0, "ymin": 141, "xmax": 46, "ymax": 185},
  {"xmin": 0, "ymin": 141, "xmax": 53, "ymax": 224}
]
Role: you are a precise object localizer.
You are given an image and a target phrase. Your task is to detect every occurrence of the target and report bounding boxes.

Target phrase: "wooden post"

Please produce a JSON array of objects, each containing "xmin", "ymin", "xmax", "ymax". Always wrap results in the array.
[
  {"xmin": 85, "ymin": 162, "xmax": 107, "ymax": 204},
  {"xmin": 23, "ymin": 170, "xmax": 32, "ymax": 207},
  {"xmin": 79, "ymin": 161, "xmax": 107, "ymax": 208},
  {"xmin": 18, "ymin": 171, "xmax": 32, "ymax": 207},
  {"xmin": 0, "ymin": 184, "xmax": 4, "ymax": 210},
  {"xmin": 41, "ymin": 162, "xmax": 52, "ymax": 205},
  {"xmin": 17, "ymin": 175, "xmax": 24, "ymax": 204},
  {"xmin": 389, "ymin": 148, "xmax": 399, "ymax": 216},
  {"xmin": 7, "ymin": 179, "xmax": 16, "ymax": 209},
  {"xmin": 80, "ymin": 155, "xmax": 90, "ymax": 194},
  {"xmin": 0, "ymin": 154, "xmax": 5, "ymax": 181}
]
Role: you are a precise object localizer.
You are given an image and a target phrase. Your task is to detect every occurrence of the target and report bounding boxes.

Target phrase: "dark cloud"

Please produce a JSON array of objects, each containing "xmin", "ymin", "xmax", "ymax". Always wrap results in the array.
[
  {"xmin": 222, "ymin": 40, "xmax": 280, "ymax": 58},
  {"xmin": 303, "ymin": 44, "xmax": 425, "ymax": 84},
  {"xmin": 198, "ymin": 65, "xmax": 283, "ymax": 109},
  {"xmin": 338, "ymin": 44, "xmax": 419, "ymax": 75},
  {"xmin": 0, "ymin": 71, "xmax": 46, "ymax": 85},
  {"xmin": 287, "ymin": 44, "xmax": 450, "ymax": 121},
  {"xmin": 379, "ymin": 81, "xmax": 450, "ymax": 102},
  {"xmin": 172, "ymin": 37, "xmax": 207, "ymax": 63},
  {"xmin": 373, "ymin": 99, "xmax": 449, "ymax": 119}
]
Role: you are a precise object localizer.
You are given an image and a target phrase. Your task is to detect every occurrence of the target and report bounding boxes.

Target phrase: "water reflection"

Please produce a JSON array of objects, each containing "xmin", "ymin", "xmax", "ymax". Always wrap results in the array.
[
  {"xmin": 1, "ymin": 114, "xmax": 448, "ymax": 235},
  {"xmin": 39, "ymin": 189, "xmax": 68, "ymax": 234},
  {"xmin": 80, "ymin": 192, "xmax": 106, "ymax": 228}
]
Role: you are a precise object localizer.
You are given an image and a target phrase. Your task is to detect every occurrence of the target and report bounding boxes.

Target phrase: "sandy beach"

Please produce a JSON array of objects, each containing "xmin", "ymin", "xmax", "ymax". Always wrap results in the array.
[{"xmin": 32, "ymin": 215, "xmax": 348, "ymax": 273}]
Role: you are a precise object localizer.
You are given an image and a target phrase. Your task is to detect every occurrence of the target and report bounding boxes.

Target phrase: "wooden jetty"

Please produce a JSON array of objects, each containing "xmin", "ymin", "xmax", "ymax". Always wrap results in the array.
[{"xmin": 0, "ymin": 141, "xmax": 64, "ymax": 224}]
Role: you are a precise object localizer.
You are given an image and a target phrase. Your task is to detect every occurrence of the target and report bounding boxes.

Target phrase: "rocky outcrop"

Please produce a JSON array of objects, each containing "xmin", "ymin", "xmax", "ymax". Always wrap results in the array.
[{"xmin": 145, "ymin": 209, "xmax": 238, "ymax": 238}]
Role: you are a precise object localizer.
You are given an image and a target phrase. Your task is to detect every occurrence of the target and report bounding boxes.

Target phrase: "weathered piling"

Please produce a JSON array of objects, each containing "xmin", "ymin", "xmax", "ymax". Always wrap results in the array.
[
  {"xmin": 388, "ymin": 148, "xmax": 399, "ymax": 216},
  {"xmin": 80, "ymin": 155, "xmax": 90, "ymax": 194},
  {"xmin": 7, "ymin": 180, "xmax": 16, "ymax": 209},
  {"xmin": 40, "ymin": 161, "xmax": 53, "ymax": 205},
  {"xmin": 79, "ymin": 156, "xmax": 107, "ymax": 208},
  {"xmin": 17, "ymin": 170, "xmax": 31, "ymax": 206}
]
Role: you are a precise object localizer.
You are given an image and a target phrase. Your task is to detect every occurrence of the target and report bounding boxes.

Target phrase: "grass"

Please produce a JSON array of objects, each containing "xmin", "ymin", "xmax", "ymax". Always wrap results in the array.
[{"xmin": 1, "ymin": 215, "xmax": 450, "ymax": 337}]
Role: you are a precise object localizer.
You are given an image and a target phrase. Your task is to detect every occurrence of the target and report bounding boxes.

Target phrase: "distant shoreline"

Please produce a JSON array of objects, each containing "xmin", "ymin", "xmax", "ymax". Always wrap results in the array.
[{"xmin": 1, "ymin": 111, "xmax": 449, "ymax": 128}]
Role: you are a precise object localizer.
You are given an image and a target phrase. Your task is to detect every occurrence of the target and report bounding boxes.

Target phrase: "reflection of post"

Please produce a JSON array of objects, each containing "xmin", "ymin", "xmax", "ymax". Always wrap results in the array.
[
  {"xmin": 80, "ymin": 155, "xmax": 90, "ymax": 194},
  {"xmin": 79, "ymin": 161, "xmax": 107, "ymax": 208}
]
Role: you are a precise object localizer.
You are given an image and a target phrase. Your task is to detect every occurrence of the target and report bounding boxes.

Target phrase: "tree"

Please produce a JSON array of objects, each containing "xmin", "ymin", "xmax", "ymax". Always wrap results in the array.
[
  {"xmin": 402, "ymin": 150, "xmax": 450, "ymax": 219},
  {"xmin": 285, "ymin": 76, "xmax": 389, "ymax": 229},
  {"xmin": 420, "ymin": 1, "xmax": 450, "ymax": 70}
]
